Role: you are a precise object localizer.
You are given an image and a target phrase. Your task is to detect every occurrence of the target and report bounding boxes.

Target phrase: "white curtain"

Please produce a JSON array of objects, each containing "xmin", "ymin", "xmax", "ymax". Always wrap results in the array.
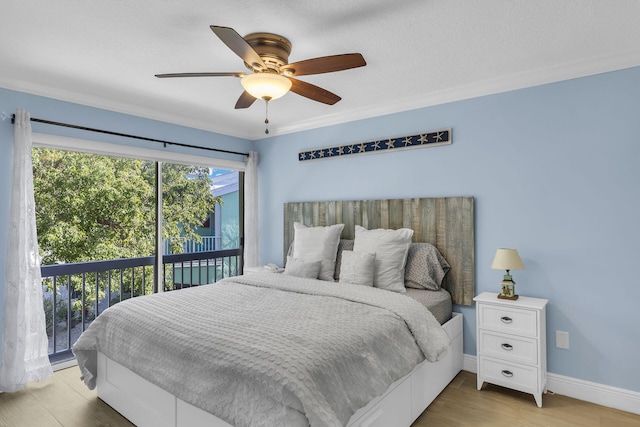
[
  {"xmin": 243, "ymin": 151, "xmax": 260, "ymax": 270},
  {"xmin": 0, "ymin": 110, "xmax": 52, "ymax": 392}
]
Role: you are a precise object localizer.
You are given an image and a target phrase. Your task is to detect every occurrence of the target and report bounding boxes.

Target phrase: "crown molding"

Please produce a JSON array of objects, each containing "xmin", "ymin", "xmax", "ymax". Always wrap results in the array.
[
  {"xmin": 267, "ymin": 49, "xmax": 640, "ymax": 140},
  {"xmin": 0, "ymin": 77, "xmax": 255, "ymax": 140},
  {"xmin": 4, "ymin": 49, "xmax": 640, "ymax": 142}
]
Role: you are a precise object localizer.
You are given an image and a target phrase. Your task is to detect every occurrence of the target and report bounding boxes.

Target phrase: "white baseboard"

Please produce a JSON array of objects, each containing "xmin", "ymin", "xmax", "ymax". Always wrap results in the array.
[
  {"xmin": 463, "ymin": 354, "xmax": 477, "ymax": 373},
  {"xmin": 546, "ymin": 372, "xmax": 640, "ymax": 416},
  {"xmin": 462, "ymin": 355, "xmax": 640, "ymax": 416}
]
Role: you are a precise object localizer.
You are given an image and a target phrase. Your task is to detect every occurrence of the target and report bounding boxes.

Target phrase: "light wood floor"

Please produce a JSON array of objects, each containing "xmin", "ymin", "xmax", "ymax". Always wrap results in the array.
[
  {"xmin": 414, "ymin": 371, "xmax": 640, "ymax": 427},
  {"xmin": 1, "ymin": 368, "xmax": 639, "ymax": 427}
]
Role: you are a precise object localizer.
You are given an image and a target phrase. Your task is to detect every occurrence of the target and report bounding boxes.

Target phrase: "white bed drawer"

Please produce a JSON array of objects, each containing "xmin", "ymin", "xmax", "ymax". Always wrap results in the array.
[
  {"xmin": 479, "ymin": 356, "xmax": 538, "ymax": 395},
  {"xmin": 350, "ymin": 376, "xmax": 412, "ymax": 427},
  {"xmin": 97, "ymin": 353, "xmax": 176, "ymax": 427},
  {"xmin": 478, "ymin": 305, "xmax": 538, "ymax": 337},
  {"xmin": 479, "ymin": 330, "xmax": 537, "ymax": 365}
]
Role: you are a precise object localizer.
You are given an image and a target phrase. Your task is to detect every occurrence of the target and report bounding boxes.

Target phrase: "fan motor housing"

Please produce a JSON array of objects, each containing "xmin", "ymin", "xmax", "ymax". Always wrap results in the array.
[{"xmin": 244, "ymin": 32, "xmax": 292, "ymax": 72}]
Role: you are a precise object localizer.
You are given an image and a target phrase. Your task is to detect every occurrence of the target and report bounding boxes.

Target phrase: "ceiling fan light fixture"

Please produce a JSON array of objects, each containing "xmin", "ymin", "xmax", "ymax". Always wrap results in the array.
[{"xmin": 241, "ymin": 73, "xmax": 292, "ymax": 100}]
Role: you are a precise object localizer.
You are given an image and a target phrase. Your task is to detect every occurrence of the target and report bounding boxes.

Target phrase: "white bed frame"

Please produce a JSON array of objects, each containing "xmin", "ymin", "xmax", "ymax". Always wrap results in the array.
[{"xmin": 96, "ymin": 312, "xmax": 463, "ymax": 427}]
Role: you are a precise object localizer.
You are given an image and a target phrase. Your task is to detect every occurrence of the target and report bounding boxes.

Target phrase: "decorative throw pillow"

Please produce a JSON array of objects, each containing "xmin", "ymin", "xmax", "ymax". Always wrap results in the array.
[
  {"xmin": 339, "ymin": 250, "xmax": 376, "ymax": 287},
  {"xmin": 284, "ymin": 256, "xmax": 322, "ymax": 279},
  {"xmin": 333, "ymin": 239, "xmax": 355, "ymax": 281},
  {"xmin": 404, "ymin": 243, "xmax": 451, "ymax": 290},
  {"xmin": 353, "ymin": 225, "xmax": 414, "ymax": 293},
  {"xmin": 292, "ymin": 222, "xmax": 345, "ymax": 281}
]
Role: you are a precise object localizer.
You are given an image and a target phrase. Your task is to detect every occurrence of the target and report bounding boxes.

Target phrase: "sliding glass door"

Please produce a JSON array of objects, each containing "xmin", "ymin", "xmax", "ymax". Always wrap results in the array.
[
  {"xmin": 160, "ymin": 164, "xmax": 242, "ymax": 290},
  {"xmin": 33, "ymin": 148, "xmax": 241, "ymax": 361}
]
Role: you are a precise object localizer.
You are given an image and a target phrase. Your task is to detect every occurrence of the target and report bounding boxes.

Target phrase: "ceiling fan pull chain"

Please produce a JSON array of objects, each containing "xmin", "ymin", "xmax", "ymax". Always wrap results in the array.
[{"xmin": 264, "ymin": 98, "xmax": 270, "ymax": 134}]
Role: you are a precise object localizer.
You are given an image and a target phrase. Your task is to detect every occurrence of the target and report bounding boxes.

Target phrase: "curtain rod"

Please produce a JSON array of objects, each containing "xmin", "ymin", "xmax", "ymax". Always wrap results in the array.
[{"xmin": 9, "ymin": 114, "xmax": 249, "ymax": 157}]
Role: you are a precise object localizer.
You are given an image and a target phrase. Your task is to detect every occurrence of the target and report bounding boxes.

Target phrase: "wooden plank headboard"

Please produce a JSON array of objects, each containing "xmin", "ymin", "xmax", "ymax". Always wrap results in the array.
[{"xmin": 283, "ymin": 197, "xmax": 475, "ymax": 306}]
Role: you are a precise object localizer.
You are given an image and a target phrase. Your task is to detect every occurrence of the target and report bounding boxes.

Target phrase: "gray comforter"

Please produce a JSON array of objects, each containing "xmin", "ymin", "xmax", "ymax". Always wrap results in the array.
[{"xmin": 73, "ymin": 273, "xmax": 450, "ymax": 427}]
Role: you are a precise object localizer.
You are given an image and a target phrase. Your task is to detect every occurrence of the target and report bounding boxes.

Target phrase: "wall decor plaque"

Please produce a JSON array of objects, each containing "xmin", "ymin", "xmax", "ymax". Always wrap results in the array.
[{"xmin": 298, "ymin": 128, "xmax": 451, "ymax": 162}]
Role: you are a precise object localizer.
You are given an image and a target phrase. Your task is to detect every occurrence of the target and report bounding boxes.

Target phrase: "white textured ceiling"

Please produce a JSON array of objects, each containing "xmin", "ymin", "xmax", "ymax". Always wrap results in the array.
[{"xmin": 2, "ymin": 1, "xmax": 640, "ymax": 140}]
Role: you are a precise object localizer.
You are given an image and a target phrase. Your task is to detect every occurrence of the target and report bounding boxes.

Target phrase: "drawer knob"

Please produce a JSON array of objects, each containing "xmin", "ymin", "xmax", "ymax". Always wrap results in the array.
[
  {"xmin": 501, "ymin": 370, "xmax": 514, "ymax": 378},
  {"xmin": 500, "ymin": 316, "xmax": 513, "ymax": 324},
  {"xmin": 501, "ymin": 343, "xmax": 514, "ymax": 351}
]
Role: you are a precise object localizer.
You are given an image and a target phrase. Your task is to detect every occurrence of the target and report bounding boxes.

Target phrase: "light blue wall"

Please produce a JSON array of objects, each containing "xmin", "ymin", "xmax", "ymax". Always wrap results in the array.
[
  {"xmin": 256, "ymin": 66, "xmax": 640, "ymax": 393},
  {"xmin": 2, "ymin": 65, "xmax": 639, "ymax": 395},
  {"xmin": 0, "ymin": 87, "xmax": 253, "ymax": 360}
]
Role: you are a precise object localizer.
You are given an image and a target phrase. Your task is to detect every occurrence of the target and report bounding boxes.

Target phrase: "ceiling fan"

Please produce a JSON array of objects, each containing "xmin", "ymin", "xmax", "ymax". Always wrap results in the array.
[{"xmin": 155, "ymin": 25, "xmax": 366, "ymax": 133}]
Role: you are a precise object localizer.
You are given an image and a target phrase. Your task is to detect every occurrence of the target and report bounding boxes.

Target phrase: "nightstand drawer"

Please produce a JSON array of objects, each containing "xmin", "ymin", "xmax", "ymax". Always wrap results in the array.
[
  {"xmin": 479, "ymin": 330, "xmax": 537, "ymax": 365},
  {"xmin": 479, "ymin": 356, "xmax": 538, "ymax": 394},
  {"xmin": 479, "ymin": 305, "xmax": 537, "ymax": 337}
]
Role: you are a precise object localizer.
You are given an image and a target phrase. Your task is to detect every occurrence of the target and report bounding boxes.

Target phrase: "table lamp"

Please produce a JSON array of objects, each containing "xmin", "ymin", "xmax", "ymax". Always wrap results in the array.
[{"xmin": 491, "ymin": 248, "xmax": 524, "ymax": 300}]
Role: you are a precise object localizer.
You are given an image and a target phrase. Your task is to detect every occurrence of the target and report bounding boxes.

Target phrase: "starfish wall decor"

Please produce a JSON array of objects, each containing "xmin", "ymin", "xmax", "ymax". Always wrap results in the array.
[{"xmin": 298, "ymin": 128, "xmax": 451, "ymax": 162}]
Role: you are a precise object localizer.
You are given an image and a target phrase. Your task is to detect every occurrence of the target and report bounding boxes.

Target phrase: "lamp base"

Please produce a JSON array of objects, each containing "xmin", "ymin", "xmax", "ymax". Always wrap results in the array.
[{"xmin": 499, "ymin": 278, "xmax": 517, "ymax": 300}]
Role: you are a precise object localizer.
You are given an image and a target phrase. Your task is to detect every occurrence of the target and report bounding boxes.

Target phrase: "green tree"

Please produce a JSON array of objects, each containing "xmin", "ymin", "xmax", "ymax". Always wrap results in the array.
[
  {"xmin": 161, "ymin": 163, "xmax": 222, "ymax": 254},
  {"xmin": 32, "ymin": 148, "xmax": 221, "ymax": 264}
]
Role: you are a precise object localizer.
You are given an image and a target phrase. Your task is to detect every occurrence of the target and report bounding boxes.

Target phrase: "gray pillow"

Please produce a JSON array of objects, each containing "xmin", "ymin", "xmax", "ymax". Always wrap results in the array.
[
  {"xmin": 284, "ymin": 256, "xmax": 322, "ymax": 279},
  {"xmin": 339, "ymin": 251, "xmax": 376, "ymax": 287},
  {"xmin": 404, "ymin": 243, "xmax": 450, "ymax": 290}
]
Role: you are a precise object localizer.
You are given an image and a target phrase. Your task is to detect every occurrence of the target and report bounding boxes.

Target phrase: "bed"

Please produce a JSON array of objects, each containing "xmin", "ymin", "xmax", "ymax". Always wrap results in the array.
[{"xmin": 73, "ymin": 196, "xmax": 474, "ymax": 427}]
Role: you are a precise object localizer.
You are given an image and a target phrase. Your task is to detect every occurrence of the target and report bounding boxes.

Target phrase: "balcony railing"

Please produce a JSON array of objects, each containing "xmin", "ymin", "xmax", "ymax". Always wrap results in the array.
[
  {"xmin": 163, "ymin": 236, "xmax": 221, "ymax": 254},
  {"xmin": 41, "ymin": 248, "xmax": 242, "ymax": 363}
]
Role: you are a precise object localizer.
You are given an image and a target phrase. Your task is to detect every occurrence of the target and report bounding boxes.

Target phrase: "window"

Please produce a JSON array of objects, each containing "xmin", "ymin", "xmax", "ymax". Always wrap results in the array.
[{"xmin": 32, "ymin": 134, "xmax": 244, "ymax": 361}]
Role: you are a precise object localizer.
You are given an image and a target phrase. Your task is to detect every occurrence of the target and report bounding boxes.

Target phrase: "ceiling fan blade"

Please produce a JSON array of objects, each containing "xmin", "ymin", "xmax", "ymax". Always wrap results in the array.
[
  {"xmin": 288, "ymin": 78, "xmax": 341, "ymax": 105},
  {"xmin": 235, "ymin": 91, "xmax": 257, "ymax": 109},
  {"xmin": 281, "ymin": 53, "xmax": 366, "ymax": 77},
  {"xmin": 155, "ymin": 72, "xmax": 245, "ymax": 78},
  {"xmin": 210, "ymin": 25, "xmax": 266, "ymax": 70}
]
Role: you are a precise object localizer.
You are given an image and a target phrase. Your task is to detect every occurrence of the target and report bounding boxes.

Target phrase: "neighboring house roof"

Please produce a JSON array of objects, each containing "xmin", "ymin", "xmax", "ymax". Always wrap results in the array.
[{"xmin": 211, "ymin": 170, "xmax": 238, "ymax": 197}]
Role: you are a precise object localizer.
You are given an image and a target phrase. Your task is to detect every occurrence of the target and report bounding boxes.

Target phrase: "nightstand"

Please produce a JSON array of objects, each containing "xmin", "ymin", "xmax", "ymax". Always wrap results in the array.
[
  {"xmin": 244, "ymin": 266, "xmax": 284, "ymax": 274},
  {"xmin": 474, "ymin": 292, "xmax": 548, "ymax": 407}
]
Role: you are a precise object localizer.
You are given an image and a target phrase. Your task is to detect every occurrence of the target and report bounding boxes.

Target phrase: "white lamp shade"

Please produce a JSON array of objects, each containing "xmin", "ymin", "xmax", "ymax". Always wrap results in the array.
[
  {"xmin": 241, "ymin": 73, "xmax": 292, "ymax": 100},
  {"xmin": 491, "ymin": 248, "xmax": 524, "ymax": 270}
]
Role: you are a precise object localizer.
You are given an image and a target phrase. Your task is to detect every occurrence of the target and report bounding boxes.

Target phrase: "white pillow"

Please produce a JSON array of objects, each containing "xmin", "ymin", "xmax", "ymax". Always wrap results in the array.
[
  {"xmin": 292, "ymin": 222, "xmax": 345, "ymax": 281},
  {"xmin": 284, "ymin": 256, "xmax": 322, "ymax": 279},
  {"xmin": 353, "ymin": 225, "xmax": 414, "ymax": 293},
  {"xmin": 339, "ymin": 250, "xmax": 376, "ymax": 287}
]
